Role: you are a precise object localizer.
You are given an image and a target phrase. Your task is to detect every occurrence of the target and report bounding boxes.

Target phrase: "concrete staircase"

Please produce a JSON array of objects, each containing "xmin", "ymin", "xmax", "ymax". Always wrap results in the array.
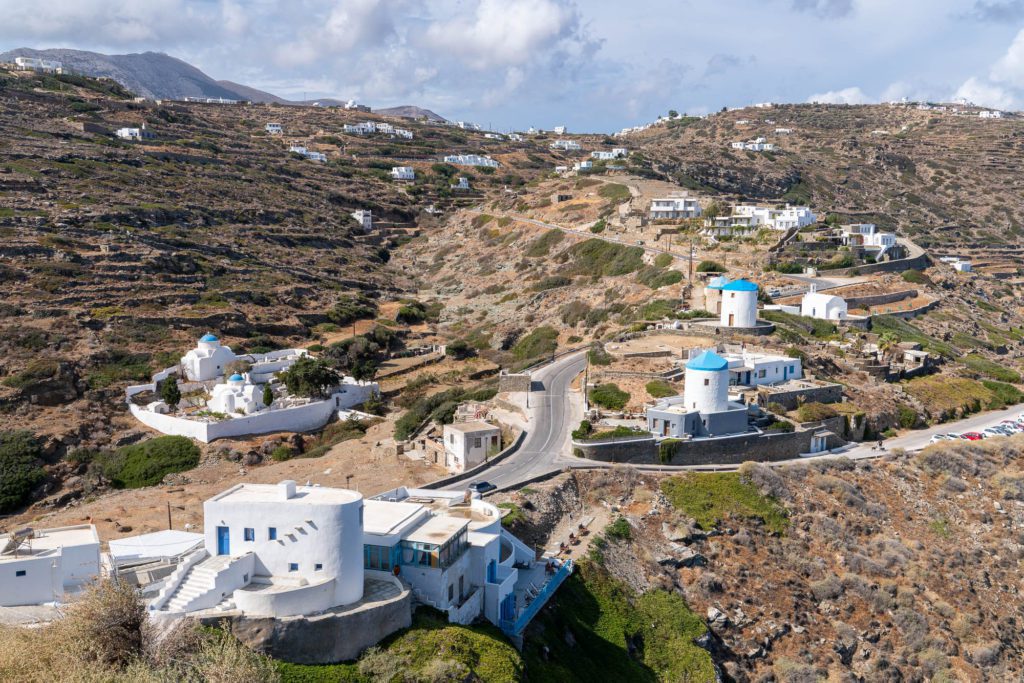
[{"xmin": 163, "ymin": 555, "xmax": 233, "ymax": 612}]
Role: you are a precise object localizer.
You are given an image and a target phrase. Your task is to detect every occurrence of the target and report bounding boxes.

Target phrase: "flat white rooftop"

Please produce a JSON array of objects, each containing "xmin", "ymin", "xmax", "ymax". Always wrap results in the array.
[
  {"xmin": 210, "ymin": 483, "xmax": 362, "ymax": 506},
  {"xmin": 404, "ymin": 516, "xmax": 469, "ymax": 546},
  {"xmin": 445, "ymin": 421, "xmax": 500, "ymax": 434},
  {"xmin": 363, "ymin": 500, "xmax": 425, "ymax": 536},
  {"xmin": 108, "ymin": 530, "xmax": 203, "ymax": 563},
  {"xmin": 0, "ymin": 524, "xmax": 99, "ymax": 562}
]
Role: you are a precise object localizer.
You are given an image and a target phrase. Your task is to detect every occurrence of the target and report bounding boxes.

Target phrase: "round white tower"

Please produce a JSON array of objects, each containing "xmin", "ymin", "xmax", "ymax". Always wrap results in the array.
[
  {"xmin": 703, "ymin": 275, "xmax": 730, "ymax": 316},
  {"xmin": 719, "ymin": 279, "xmax": 759, "ymax": 327},
  {"xmin": 683, "ymin": 350, "xmax": 730, "ymax": 414}
]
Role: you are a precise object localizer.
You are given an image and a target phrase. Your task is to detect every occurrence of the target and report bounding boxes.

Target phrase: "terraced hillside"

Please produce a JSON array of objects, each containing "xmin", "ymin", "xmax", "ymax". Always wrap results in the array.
[
  {"xmin": 0, "ymin": 66, "xmax": 560, "ymax": 445},
  {"xmin": 628, "ymin": 104, "xmax": 1024, "ymax": 249}
]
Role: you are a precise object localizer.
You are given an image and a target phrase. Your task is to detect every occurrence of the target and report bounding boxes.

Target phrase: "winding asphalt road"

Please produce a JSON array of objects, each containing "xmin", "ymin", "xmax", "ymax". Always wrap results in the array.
[{"xmin": 442, "ymin": 352, "xmax": 587, "ymax": 490}]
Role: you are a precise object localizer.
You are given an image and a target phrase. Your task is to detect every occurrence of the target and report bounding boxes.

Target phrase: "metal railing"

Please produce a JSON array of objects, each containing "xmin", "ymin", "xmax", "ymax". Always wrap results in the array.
[{"xmin": 500, "ymin": 559, "xmax": 574, "ymax": 636}]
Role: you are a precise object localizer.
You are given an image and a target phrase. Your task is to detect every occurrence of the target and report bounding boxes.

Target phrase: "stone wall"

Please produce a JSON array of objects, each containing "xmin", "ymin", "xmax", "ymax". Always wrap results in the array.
[
  {"xmin": 202, "ymin": 574, "xmax": 412, "ymax": 664},
  {"xmin": 758, "ymin": 382, "xmax": 844, "ymax": 410},
  {"xmin": 845, "ymin": 289, "xmax": 917, "ymax": 309},
  {"xmin": 498, "ymin": 371, "xmax": 531, "ymax": 392},
  {"xmin": 819, "ymin": 251, "xmax": 929, "ymax": 277},
  {"xmin": 573, "ymin": 428, "xmax": 844, "ymax": 465}
]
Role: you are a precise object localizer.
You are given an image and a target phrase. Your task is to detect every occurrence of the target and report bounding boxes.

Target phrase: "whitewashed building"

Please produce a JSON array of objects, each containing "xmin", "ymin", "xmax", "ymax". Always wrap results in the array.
[
  {"xmin": 152, "ymin": 482, "xmax": 571, "ymax": 637},
  {"xmin": 650, "ymin": 195, "xmax": 701, "ymax": 220},
  {"xmin": 979, "ymin": 110, "xmax": 1003, "ymax": 119},
  {"xmin": 14, "ymin": 57, "xmax": 62, "ymax": 73},
  {"xmin": 801, "ymin": 288, "xmax": 848, "ymax": 320},
  {"xmin": 352, "ymin": 209, "xmax": 373, "ymax": 230},
  {"xmin": 591, "ymin": 148, "xmax": 627, "ymax": 160},
  {"xmin": 731, "ymin": 137, "xmax": 775, "ymax": 151},
  {"xmin": 443, "ymin": 154, "xmax": 499, "ymax": 168},
  {"xmin": 723, "ymin": 350, "xmax": 802, "ymax": 387},
  {"xmin": 550, "ymin": 139, "xmax": 581, "ymax": 151},
  {"xmin": 391, "ymin": 166, "xmax": 415, "ymax": 181},
  {"xmin": 452, "ymin": 176, "xmax": 471, "ymax": 190},
  {"xmin": 553, "ymin": 125, "xmax": 567, "ymax": 135},
  {"xmin": 573, "ymin": 160, "xmax": 593, "ymax": 171},
  {"xmin": 0, "ymin": 525, "xmax": 100, "ymax": 606},
  {"xmin": 265, "ymin": 123, "xmax": 282, "ymax": 134},
  {"xmin": 208, "ymin": 373, "xmax": 265, "ymax": 415},
  {"xmin": 115, "ymin": 125, "xmax": 155, "ymax": 141},
  {"xmin": 443, "ymin": 422, "xmax": 501, "ymax": 473}
]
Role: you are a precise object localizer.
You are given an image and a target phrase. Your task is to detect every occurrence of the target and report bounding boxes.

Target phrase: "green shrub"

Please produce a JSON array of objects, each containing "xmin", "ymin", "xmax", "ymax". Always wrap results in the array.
[
  {"xmin": 661, "ymin": 472, "xmax": 789, "ymax": 533},
  {"xmin": 605, "ymin": 517, "xmax": 632, "ymax": 540},
  {"xmin": 764, "ymin": 419, "xmax": 795, "ymax": 433},
  {"xmin": 589, "ymin": 219, "xmax": 606, "ymax": 234},
  {"xmin": 597, "ymin": 183, "xmax": 630, "ymax": 202},
  {"xmin": 695, "ymin": 260, "xmax": 725, "ymax": 273},
  {"xmin": 896, "ymin": 404, "xmax": 919, "ymax": 429},
  {"xmin": 270, "ymin": 445, "xmax": 293, "ymax": 462},
  {"xmin": 567, "ymin": 239, "xmax": 644, "ymax": 277},
  {"xmin": 963, "ymin": 353, "xmax": 1022, "ymax": 383},
  {"xmin": 587, "ymin": 343, "xmax": 612, "ymax": 366},
  {"xmin": 0, "ymin": 431, "xmax": 45, "ymax": 512},
  {"xmin": 328, "ymin": 294, "xmax": 378, "ymax": 326},
  {"xmin": 279, "ymin": 356, "xmax": 341, "ymax": 398},
  {"xmin": 98, "ymin": 436, "xmax": 200, "ymax": 488},
  {"xmin": 982, "ymin": 380, "xmax": 1024, "ymax": 407},
  {"xmin": 796, "ymin": 402, "xmax": 838, "ymax": 422},
  {"xmin": 901, "ymin": 269, "xmax": 929, "ymax": 285},
  {"xmin": 645, "ymin": 380, "xmax": 676, "ymax": 398},
  {"xmin": 525, "ymin": 229, "xmax": 564, "ymax": 257},
  {"xmin": 512, "ymin": 326, "xmax": 558, "ymax": 361},
  {"xmin": 589, "ymin": 383, "xmax": 629, "ymax": 410},
  {"xmin": 654, "ymin": 253, "xmax": 673, "ymax": 268},
  {"xmin": 571, "ymin": 420, "xmax": 593, "ymax": 440}
]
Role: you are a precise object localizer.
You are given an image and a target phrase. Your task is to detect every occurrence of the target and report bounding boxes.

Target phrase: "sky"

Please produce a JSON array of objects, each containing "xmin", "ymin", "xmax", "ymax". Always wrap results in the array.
[{"xmin": 3, "ymin": 0, "xmax": 1024, "ymax": 132}]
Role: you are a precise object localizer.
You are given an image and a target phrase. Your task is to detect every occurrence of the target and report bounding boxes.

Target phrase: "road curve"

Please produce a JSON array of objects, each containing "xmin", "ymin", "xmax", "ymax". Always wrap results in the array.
[{"xmin": 443, "ymin": 351, "xmax": 587, "ymax": 490}]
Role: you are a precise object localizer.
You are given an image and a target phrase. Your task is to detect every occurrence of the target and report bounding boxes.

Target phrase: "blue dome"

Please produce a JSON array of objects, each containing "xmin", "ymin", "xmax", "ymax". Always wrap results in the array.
[
  {"xmin": 707, "ymin": 275, "xmax": 730, "ymax": 290},
  {"xmin": 686, "ymin": 350, "xmax": 728, "ymax": 372},
  {"xmin": 721, "ymin": 279, "xmax": 758, "ymax": 292},
  {"xmin": 200, "ymin": 333, "xmax": 218, "ymax": 342},
  {"xmin": 228, "ymin": 373, "xmax": 244, "ymax": 382}
]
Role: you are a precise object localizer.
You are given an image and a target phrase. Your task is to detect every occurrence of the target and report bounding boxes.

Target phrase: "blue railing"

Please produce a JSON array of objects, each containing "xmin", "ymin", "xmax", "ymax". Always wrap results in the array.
[{"xmin": 500, "ymin": 559, "xmax": 574, "ymax": 636}]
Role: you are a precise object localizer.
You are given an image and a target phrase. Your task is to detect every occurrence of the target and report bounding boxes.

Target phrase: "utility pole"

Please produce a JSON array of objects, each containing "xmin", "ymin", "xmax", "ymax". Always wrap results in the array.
[
  {"xmin": 166, "ymin": 501, "xmax": 172, "ymax": 530},
  {"xmin": 688, "ymin": 236, "xmax": 694, "ymax": 281}
]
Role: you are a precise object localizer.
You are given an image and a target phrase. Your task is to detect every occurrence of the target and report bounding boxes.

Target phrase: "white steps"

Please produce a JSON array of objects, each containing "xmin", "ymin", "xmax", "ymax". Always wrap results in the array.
[{"xmin": 162, "ymin": 554, "xmax": 233, "ymax": 612}]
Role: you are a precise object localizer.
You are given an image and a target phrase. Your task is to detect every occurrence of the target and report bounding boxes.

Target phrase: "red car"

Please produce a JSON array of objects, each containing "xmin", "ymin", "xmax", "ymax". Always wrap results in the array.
[{"xmin": 960, "ymin": 432, "xmax": 983, "ymax": 441}]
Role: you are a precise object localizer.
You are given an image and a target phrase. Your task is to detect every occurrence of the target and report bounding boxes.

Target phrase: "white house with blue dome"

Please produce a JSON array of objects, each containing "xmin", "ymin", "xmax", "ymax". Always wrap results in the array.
[
  {"xmin": 646, "ymin": 349, "xmax": 750, "ymax": 439},
  {"xmin": 182, "ymin": 333, "xmax": 237, "ymax": 381},
  {"xmin": 208, "ymin": 373, "xmax": 264, "ymax": 415}
]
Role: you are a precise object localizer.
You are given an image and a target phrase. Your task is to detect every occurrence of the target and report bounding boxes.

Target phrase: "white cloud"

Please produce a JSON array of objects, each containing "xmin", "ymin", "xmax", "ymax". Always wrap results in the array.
[
  {"xmin": 806, "ymin": 86, "xmax": 871, "ymax": 104},
  {"xmin": 951, "ymin": 27, "xmax": 1024, "ymax": 110},
  {"xmin": 954, "ymin": 76, "xmax": 1016, "ymax": 109},
  {"xmin": 421, "ymin": 0, "xmax": 579, "ymax": 70}
]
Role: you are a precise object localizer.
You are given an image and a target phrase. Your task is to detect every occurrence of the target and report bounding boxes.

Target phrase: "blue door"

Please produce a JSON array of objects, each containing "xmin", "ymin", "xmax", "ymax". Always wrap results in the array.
[{"xmin": 217, "ymin": 526, "xmax": 230, "ymax": 555}]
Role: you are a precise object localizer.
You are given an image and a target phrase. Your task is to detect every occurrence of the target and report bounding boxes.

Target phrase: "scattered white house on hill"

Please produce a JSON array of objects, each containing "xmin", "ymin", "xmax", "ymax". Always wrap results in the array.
[
  {"xmin": 591, "ymin": 148, "xmax": 627, "ymax": 160},
  {"xmin": 14, "ymin": 57, "xmax": 62, "ymax": 73},
  {"xmin": 115, "ymin": 125, "xmax": 155, "ymax": 141},
  {"xmin": 979, "ymin": 110, "xmax": 1003, "ymax": 119},
  {"xmin": 573, "ymin": 160, "xmax": 593, "ymax": 171},
  {"xmin": 731, "ymin": 137, "xmax": 775, "ymax": 151},
  {"xmin": 452, "ymin": 176, "xmax": 470, "ymax": 190},
  {"xmin": 0, "ymin": 525, "xmax": 100, "ymax": 606},
  {"xmin": 550, "ymin": 139, "xmax": 581, "ymax": 151},
  {"xmin": 553, "ymin": 125, "xmax": 567, "ymax": 135},
  {"xmin": 352, "ymin": 209, "xmax": 373, "ymax": 230},
  {"xmin": 391, "ymin": 166, "xmax": 415, "ymax": 181},
  {"xmin": 443, "ymin": 154, "xmax": 499, "ymax": 168},
  {"xmin": 265, "ymin": 123, "xmax": 282, "ymax": 134},
  {"xmin": 443, "ymin": 422, "xmax": 501, "ymax": 473},
  {"xmin": 801, "ymin": 288, "xmax": 848, "ymax": 320},
  {"xmin": 650, "ymin": 195, "xmax": 701, "ymax": 220},
  {"xmin": 289, "ymin": 145, "xmax": 327, "ymax": 162}
]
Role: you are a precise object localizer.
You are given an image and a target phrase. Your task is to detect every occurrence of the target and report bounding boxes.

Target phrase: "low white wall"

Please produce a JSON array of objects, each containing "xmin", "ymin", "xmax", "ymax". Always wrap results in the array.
[
  {"xmin": 447, "ymin": 585, "xmax": 483, "ymax": 625},
  {"xmin": 151, "ymin": 548, "xmax": 208, "ymax": 611},
  {"xmin": 234, "ymin": 577, "xmax": 336, "ymax": 617},
  {"xmin": 59, "ymin": 542, "xmax": 101, "ymax": 587}
]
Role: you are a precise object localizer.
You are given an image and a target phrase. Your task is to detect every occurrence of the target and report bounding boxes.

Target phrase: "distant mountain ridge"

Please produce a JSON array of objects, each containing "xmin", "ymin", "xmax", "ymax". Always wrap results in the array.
[{"xmin": 0, "ymin": 48, "xmax": 447, "ymax": 120}]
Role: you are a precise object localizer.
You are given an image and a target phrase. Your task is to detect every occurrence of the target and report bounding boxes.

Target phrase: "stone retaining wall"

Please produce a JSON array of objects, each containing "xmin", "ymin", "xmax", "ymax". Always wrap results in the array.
[
  {"xmin": 758, "ymin": 382, "xmax": 844, "ymax": 410},
  {"xmin": 203, "ymin": 574, "xmax": 412, "ymax": 664},
  {"xmin": 573, "ymin": 428, "xmax": 844, "ymax": 465}
]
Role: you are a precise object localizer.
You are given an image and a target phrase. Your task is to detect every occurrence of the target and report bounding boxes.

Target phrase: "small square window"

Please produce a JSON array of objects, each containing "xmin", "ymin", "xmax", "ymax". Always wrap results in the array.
[
  {"xmin": 244, "ymin": 528, "xmax": 255, "ymax": 542},
  {"xmin": 315, "ymin": 563, "xmax": 323, "ymax": 571},
  {"xmin": 704, "ymin": 378, "xmax": 709, "ymax": 386},
  {"xmin": 15, "ymin": 570, "xmax": 26, "ymax": 577},
  {"xmin": 288, "ymin": 563, "xmax": 298, "ymax": 572},
  {"xmin": 268, "ymin": 527, "xmax": 277, "ymax": 540}
]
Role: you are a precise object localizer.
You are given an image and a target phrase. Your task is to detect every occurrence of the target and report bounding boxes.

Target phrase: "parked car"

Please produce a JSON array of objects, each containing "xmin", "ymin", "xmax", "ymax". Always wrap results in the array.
[
  {"xmin": 929, "ymin": 434, "xmax": 952, "ymax": 444},
  {"xmin": 961, "ymin": 432, "xmax": 983, "ymax": 441},
  {"xmin": 467, "ymin": 481, "xmax": 497, "ymax": 494}
]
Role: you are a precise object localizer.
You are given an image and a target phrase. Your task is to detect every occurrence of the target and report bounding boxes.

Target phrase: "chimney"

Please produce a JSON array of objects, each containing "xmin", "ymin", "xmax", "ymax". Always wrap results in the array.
[{"xmin": 279, "ymin": 480, "xmax": 296, "ymax": 500}]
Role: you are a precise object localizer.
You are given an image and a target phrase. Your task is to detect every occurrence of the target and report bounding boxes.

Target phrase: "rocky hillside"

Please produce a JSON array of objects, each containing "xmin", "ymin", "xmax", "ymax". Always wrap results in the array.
[
  {"xmin": 492, "ymin": 440, "xmax": 1024, "ymax": 681},
  {"xmin": 627, "ymin": 105, "xmax": 1024, "ymax": 250},
  {"xmin": 0, "ymin": 66, "xmax": 558, "ymax": 452}
]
